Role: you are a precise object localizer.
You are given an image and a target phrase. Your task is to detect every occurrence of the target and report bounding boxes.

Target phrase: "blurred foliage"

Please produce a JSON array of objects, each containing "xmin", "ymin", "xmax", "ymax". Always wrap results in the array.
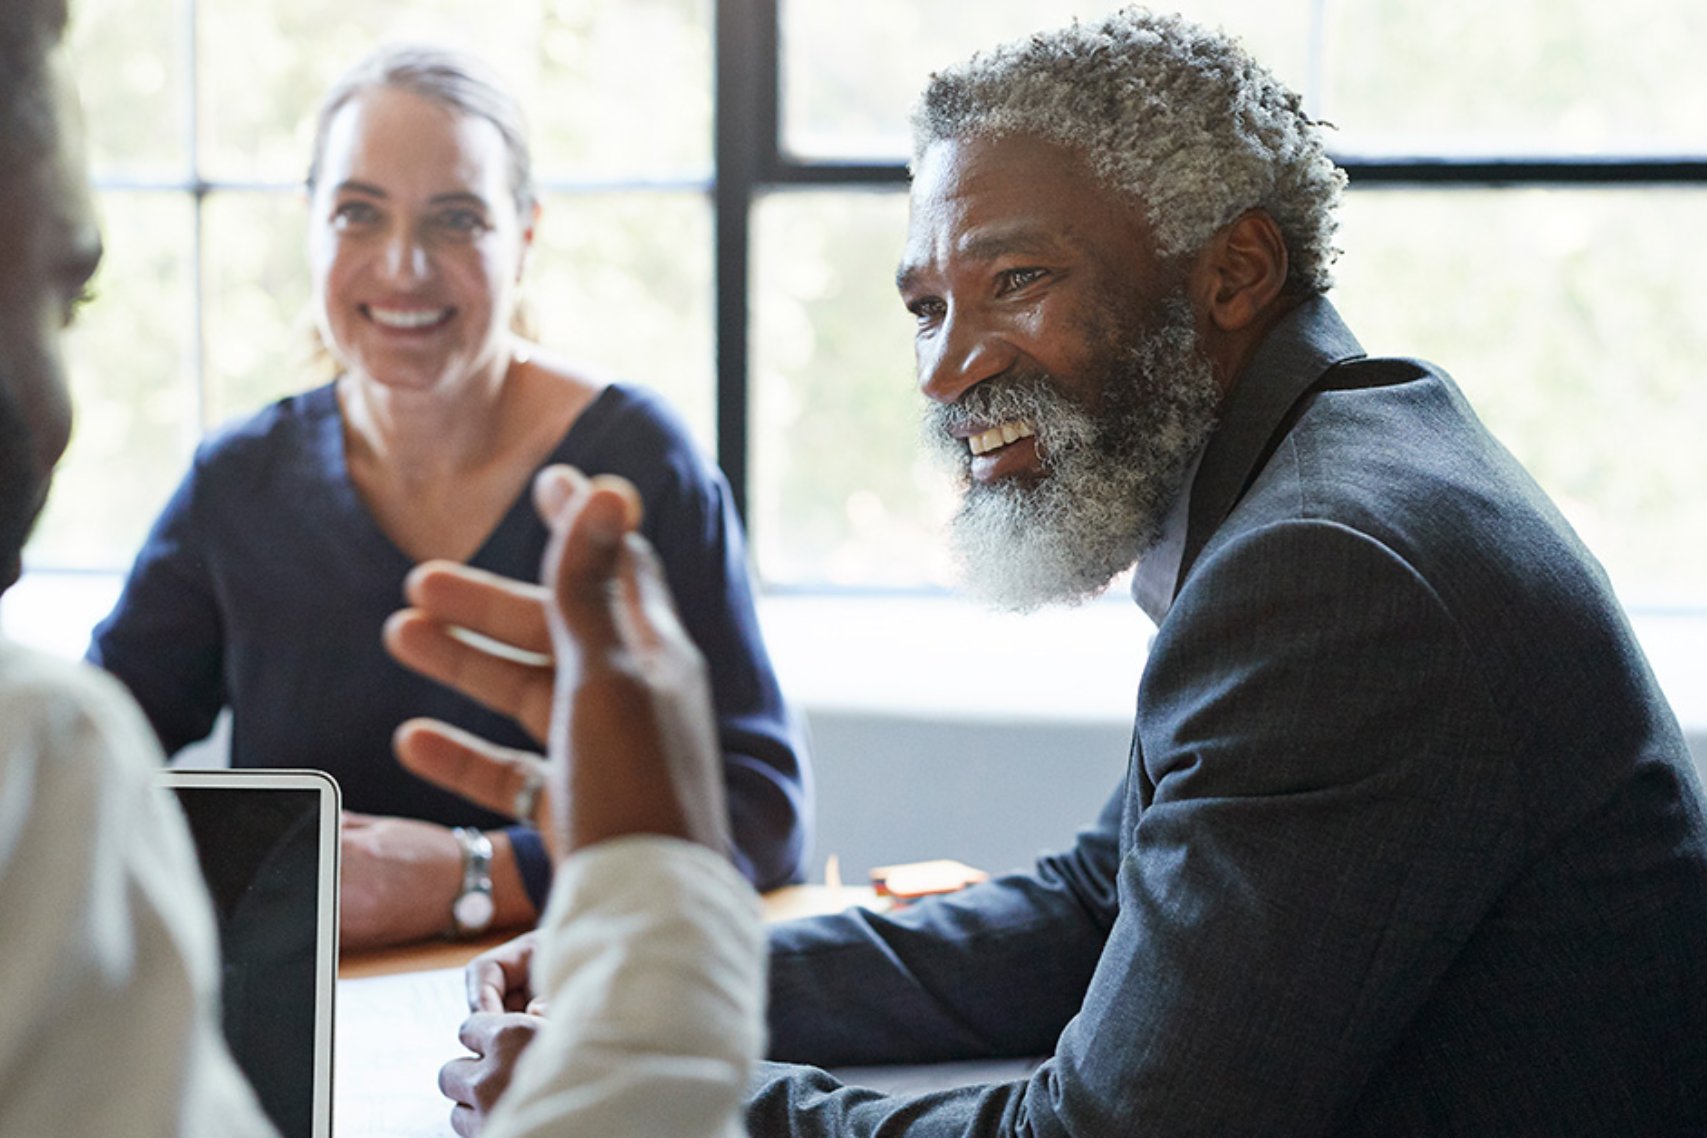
[
  {"xmin": 530, "ymin": 192, "xmax": 715, "ymax": 445},
  {"xmin": 193, "ymin": 0, "xmax": 710, "ymax": 183},
  {"xmin": 751, "ymin": 190, "xmax": 954, "ymax": 587},
  {"xmin": 33, "ymin": 193, "xmax": 198, "ymax": 566},
  {"xmin": 1322, "ymin": 0, "xmax": 1707, "ymax": 154},
  {"xmin": 1333, "ymin": 189, "xmax": 1707, "ymax": 606},
  {"xmin": 781, "ymin": 0, "xmax": 1313, "ymax": 160},
  {"xmin": 34, "ymin": 0, "xmax": 1707, "ymax": 612},
  {"xmin": 202, "ymin": 193, "xmax": 316, "ymax": 425},
  {"xmin": 65, "ymin": 0, "xmax": 182, "ymax": 179}
]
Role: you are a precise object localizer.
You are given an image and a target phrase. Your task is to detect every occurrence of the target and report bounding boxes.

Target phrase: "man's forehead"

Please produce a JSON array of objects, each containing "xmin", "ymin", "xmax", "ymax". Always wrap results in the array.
[{"xmin": 900, "ymin": 133, "xmax": 1148, "ymax": 276}]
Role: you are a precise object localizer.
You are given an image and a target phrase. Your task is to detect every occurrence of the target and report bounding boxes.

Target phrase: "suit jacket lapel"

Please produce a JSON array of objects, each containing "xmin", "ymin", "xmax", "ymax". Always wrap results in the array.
[{"xmin": 1176, "ymin": 296, "xmax": 1366, "ymax": 589}]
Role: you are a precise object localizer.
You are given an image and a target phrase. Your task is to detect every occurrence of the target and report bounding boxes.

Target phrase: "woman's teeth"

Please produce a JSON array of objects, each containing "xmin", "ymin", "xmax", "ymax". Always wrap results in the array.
[{"xmin": 368, "ymin": 306, "xmax": 449, "ymax": 329}]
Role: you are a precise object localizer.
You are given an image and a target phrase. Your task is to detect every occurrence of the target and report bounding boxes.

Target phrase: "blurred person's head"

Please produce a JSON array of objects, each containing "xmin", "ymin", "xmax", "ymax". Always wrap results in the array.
[
  {"xmin": 304, "ymin": 45, "xmax": 538, "ymax": 394},
  {"xmin": 0, "ymin": 0, "xmax": 102, "ymax": 591},
  {"xmin": 902, "ymin": 8, "xmax": 1342, "ymax": 610}
]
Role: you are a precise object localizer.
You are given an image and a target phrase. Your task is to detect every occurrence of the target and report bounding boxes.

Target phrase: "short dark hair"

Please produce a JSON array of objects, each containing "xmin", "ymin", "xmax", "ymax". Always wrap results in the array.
[{"xmin": 0, "ymin": 0, "xmax": 68, "ymax": 175}]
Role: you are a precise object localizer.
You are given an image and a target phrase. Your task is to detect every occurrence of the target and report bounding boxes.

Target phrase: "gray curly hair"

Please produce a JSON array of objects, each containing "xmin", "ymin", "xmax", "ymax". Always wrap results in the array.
[{"xmin": 911, "ymin": 7, "xmax": 1345, "ymax": 294}]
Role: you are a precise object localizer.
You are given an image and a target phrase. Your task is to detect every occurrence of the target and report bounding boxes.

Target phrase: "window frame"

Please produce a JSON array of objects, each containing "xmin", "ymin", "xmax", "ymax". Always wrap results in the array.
[
  {"xmin": 714, "ymin": 0, "xmax": 1707, "ymax": 540},
  {"xmin": 79, "ymin": 0, "xmax": 1707, "ymax": 568}
]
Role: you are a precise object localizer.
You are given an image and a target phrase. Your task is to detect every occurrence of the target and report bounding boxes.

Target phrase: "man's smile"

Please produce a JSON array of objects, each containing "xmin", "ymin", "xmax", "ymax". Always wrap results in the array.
[{"xmin": 966, "ymin": 419, "xmax": 1036, "ymax": 456}]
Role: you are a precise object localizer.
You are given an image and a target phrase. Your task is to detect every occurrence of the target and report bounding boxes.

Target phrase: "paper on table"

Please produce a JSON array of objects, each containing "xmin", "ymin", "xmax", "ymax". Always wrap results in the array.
[{"xmin": 335, "ymin": 966, "xmax": 467, "ymax": 1138}]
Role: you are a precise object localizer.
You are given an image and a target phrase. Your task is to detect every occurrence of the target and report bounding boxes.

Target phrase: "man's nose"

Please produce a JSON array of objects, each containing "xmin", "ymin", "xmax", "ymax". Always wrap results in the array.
[{"xmin": 918, "ymin": 309, "xmax": 1014, "ymax": 405}]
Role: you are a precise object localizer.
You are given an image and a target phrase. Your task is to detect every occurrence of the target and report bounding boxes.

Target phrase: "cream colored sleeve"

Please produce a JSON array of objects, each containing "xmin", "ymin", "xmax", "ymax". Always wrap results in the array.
[
  {"xmin": 484, "ymin": 835, "xmax": 766, "ymax": 1138},
  {"xmin": 0, "ymin": 645, "xmax": 276, "ymax": 1138}
]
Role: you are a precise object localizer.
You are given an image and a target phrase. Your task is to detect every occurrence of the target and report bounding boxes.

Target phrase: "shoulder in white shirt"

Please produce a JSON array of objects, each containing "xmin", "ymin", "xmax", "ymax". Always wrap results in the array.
[
  {"xmin": 0, "ymin": 641, "xmax": 275, "ymax": 1138},
  {"xmin": 486, "ymin": 834, "xmax": 765, "ymax": 1138}
]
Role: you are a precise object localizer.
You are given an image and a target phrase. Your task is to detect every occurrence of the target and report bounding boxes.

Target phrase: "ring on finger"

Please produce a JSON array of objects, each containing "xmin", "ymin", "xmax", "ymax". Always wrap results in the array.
[{"xmin": 512, "ymin": 765, "xmax": 545, "ymax": 824}]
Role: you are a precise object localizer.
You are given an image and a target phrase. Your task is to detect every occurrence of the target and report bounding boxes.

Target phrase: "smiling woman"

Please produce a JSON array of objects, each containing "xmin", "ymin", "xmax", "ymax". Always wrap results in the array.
[{"xmin": 82, "ymin": 43, "xmax": 811, "ymax": 952}]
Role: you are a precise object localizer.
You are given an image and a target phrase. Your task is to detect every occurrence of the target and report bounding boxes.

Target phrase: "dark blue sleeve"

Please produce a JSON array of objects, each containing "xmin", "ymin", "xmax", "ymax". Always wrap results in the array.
[
  {"xmin": 578, "ymin": 389, "xmax": 812, "ymax": 891},
  {"xmin": 86, "ymin": 446, "xmax": 227, "ymax": 757},
  {"xmin": 648, "ymin": 476, "xmax": 811, "ymax": 890},
  {"xmin": 505, "ymin": 825, "xmax": 552, "ymax": 912}
]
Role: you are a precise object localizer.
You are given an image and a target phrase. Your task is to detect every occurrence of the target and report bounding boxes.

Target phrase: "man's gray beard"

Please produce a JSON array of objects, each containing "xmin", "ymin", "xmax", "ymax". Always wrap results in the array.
[{"xmin": 924, "ymin": 301, "xmax": 1220, "ymax": 612}]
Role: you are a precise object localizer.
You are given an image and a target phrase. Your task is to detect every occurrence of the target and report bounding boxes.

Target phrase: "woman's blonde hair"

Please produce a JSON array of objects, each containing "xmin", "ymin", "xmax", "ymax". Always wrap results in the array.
[{"xmin": 303, "ymin": 43, "xmax": 540, "ymax": 377}]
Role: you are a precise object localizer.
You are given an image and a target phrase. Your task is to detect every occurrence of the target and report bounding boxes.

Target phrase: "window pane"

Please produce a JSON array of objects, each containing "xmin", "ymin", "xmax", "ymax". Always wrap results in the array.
[
  {"xmin": 1322, "ymin": 0, "xmax": 1707, "ymax": 154},
  {"xmin": 69, "ymin": 0, "xmax": 185, "ymax": 177},
  {"xmin": 197, "ymin": 0, "xmax": 710, "ymax": 184},
  {"xmin": 1332, "ymin": 188, "xmax": 1707, "ymax": 606},
  {"xmin": 30, "ymin": 194, "xmax": 197, "ymax": 571},
  {"xmin": 530, "ymin": 191, "xmax": 715, "ymax": 446},
  {"xmin": 202, "ymin": 193, "xmax": 316, "ymax": 428},
  {"xmin": 751, "ymin": 190, "xmax": 952, "ymax": 587},
  {"xmin": 781, "ymin": 1, "xmax": 1312, "ymax": 161},
  {"xmin": 532, "ymin": 0, "xmax": 712, "ymax": 180}
]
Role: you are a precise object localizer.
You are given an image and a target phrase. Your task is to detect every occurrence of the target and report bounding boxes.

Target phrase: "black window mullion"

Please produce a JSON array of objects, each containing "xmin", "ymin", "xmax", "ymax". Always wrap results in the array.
[{"xmin": 713, "ymin": 0, "xmax": 780, "ymax": 525}]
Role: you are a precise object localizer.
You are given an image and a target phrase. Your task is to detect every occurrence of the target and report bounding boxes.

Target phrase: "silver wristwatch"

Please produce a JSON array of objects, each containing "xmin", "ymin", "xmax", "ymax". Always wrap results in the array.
[{"xmin": 450, "ymin": 827, "xmax": 495, "ymax": 938}]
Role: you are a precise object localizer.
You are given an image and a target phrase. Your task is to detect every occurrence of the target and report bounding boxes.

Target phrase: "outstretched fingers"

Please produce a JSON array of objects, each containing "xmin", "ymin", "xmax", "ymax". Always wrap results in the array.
[
  {"xmin": 394, "ymin": 718, "xmax": 553, "ymax": 842},
  {"xmin": 404, "ymin": 561, "xmax": 555, "ymax": 658},
  {"xmin": 535, "ymin": 466, "xmax": 645, "ymax": 669},
  {"xmin": 383, "ymin": 607, "xmax": 555, "ymax": 743}
]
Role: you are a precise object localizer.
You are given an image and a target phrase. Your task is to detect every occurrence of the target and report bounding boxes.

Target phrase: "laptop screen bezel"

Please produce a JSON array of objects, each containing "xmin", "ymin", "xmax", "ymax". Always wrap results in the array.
[{"xmin": 158, "ymin": 767, "xmax": 340, "ymax": 1138}]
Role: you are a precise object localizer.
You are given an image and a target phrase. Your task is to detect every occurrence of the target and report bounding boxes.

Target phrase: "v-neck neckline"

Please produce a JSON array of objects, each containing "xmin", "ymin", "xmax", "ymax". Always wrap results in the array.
[{"xmin": 307, "ymin": 381, "xmax": 622, "ymax": 575}]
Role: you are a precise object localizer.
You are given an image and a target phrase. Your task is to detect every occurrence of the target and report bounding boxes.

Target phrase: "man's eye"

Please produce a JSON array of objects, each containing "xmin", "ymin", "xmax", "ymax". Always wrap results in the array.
[
  {"xmin": 908, "ymin": 298, "xmax": 945, "ymax": 325},
  {"xmin": 1000, "ymin": 267, "xmax": 1046, "ymax": 292}
]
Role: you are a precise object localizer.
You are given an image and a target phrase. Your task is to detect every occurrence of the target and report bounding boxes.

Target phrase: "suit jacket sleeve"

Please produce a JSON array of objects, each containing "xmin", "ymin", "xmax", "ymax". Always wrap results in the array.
[
  {"xmin": 748, "ymin": 518, "xmax": 1522, "ymax": 1135},
  {"xmin": 765, "ymin": 779, "xmax": 1125, "ymax": 1069}
]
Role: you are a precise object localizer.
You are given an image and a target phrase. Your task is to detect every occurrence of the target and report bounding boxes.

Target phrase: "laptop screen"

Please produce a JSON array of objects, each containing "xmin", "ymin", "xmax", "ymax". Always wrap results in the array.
[{"xmin": 161, "ymin": 769, "xmax": 340, "ymax": 1138}]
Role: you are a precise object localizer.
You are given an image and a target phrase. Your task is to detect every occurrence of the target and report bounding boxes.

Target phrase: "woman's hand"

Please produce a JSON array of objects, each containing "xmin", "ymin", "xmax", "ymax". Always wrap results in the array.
[
  {"xmin": 338, "ymin": 812, "xmax": 463, "ymax": 950},
  {"xmin": 339, "ymin": 813, "xmax": 534, "ymax": 950}
]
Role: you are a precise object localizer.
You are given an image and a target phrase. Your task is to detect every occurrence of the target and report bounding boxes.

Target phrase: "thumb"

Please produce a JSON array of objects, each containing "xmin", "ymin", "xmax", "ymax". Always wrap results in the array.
[{"xmin": 537, "ymin": 469, "xmax": 643, "ymax": 663}]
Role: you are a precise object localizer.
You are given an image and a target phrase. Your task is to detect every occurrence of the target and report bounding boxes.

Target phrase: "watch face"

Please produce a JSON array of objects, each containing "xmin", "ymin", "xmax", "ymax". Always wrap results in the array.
[{"xmin": 454, "ymin": 890, "xmax": 495, "ymax": 932}]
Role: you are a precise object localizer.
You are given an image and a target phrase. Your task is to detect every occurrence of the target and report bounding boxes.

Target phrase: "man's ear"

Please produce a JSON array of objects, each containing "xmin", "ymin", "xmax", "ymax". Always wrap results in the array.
[{"xmin": 1189, "ymin": 209, "xmax": 1290, "ymax": 333}]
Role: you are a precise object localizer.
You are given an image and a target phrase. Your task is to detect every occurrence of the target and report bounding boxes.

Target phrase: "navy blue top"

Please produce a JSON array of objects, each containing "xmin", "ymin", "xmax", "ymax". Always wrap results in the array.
[{"xmin": 89, "ymin": 382, "xmax": 811, "ymax": 902}]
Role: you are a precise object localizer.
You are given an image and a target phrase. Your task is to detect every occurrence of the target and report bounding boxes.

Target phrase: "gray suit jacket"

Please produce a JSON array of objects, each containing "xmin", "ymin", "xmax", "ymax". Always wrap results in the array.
[{"xmin": 752, "ymin": 298, "xmax": 1707, "ymax": 1135}]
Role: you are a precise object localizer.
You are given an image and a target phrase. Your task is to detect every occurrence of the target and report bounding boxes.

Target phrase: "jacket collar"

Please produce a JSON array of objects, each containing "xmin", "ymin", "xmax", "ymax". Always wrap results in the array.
[{"xmin": 1175, "ymin": 295, "xmax": 1366, "ymax": 589}]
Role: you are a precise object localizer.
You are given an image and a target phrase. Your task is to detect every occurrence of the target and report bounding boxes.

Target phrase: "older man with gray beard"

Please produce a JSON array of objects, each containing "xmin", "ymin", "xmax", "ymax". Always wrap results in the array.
[
  {"xmin": 391, "ymin": 8, "xmax": 1707, "ymax": 1137},
  {"xmin": 922, "ymin": 294, "xmax": 1216, "ymax": 612},
  {"xmin": 751, "ymin": 11, "xmax": 1707, "ymax": 1134}
]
